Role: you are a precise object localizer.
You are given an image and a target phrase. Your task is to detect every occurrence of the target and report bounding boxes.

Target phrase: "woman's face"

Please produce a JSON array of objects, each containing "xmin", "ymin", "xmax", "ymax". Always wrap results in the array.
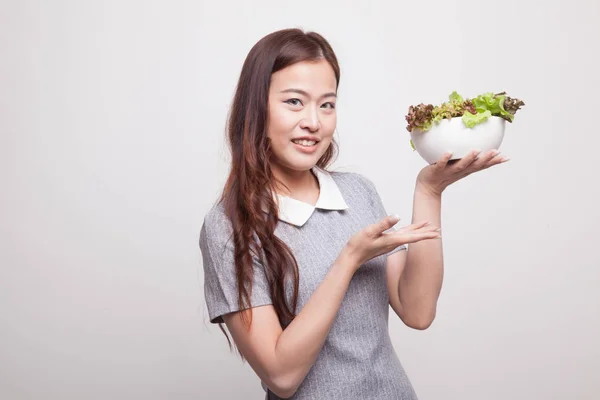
[{"xmin": 267, "ymin": 59, "xmax": 337, "ymax": 173}]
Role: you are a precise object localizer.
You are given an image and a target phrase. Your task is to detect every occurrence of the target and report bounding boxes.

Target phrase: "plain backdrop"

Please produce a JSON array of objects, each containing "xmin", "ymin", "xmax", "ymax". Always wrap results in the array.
[{"xmin": 2, "ymin": 0, "xmax": 599, "ymax": 399}]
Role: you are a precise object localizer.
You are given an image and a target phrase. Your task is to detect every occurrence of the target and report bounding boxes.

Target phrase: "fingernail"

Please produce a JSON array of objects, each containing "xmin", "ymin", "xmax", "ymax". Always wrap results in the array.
[
  {"xmin": 501, "ymin": 157, "xmax": 510, "ymax": 162},
  {"xmin": 390, "ymin": 214, "xmax": 400, "ymax": 221}
]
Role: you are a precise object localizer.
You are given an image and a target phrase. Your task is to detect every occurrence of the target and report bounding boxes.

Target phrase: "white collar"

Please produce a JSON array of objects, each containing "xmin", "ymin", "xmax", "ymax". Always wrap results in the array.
[{"xmin": 265, "ymin": 166, "xmax": 349, "ymax": 227}]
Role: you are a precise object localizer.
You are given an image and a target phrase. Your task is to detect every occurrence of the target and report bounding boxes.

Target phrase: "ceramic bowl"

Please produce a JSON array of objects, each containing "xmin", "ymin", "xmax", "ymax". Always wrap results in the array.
[{"xmin": 410, "ymin": 116, "xmax": 506, "ymax": 164}]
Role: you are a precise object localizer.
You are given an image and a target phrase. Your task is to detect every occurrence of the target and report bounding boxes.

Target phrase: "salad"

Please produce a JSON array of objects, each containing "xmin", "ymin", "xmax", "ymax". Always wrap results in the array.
[{"xmin": 405, "ymin": 91, "xmax": 525, "ymax": 149}]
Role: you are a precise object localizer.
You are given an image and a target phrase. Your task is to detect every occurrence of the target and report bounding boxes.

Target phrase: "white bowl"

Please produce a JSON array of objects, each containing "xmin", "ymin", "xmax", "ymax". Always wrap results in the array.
[{"xmin": 410, "ymin": 116, "xmax": 506, "ymax": 164}]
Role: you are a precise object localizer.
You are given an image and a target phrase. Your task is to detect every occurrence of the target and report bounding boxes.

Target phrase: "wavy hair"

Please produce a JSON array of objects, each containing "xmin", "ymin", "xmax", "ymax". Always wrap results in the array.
[{"xmin": 215, "ymin": 28, "xmax": 341, "ymax": 359}]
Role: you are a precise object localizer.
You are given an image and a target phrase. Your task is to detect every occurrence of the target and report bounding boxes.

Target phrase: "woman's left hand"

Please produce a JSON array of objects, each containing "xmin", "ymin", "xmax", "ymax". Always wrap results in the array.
[{"xmin": 416, "ymin": 148, "xmax": 509, "ymax": 196}]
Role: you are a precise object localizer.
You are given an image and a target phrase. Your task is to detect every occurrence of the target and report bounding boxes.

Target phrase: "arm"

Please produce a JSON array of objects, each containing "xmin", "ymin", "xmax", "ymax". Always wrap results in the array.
[
  {"xmin": 223, "ymin": 251, "xmax": 357, "ymax": 398},
  {"xmin": 388, "ymin": 149, "xmax": 503, "ymax": 328},
  {"xmin": 388, "ymin": 182, "xmax": 444, "ymax": 330}
]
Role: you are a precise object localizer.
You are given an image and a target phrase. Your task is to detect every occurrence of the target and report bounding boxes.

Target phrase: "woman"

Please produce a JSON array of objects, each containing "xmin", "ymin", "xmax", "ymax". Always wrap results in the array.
[{"xmin": 199, "ymin": 28, "xmax": 507, "ymax": 400}]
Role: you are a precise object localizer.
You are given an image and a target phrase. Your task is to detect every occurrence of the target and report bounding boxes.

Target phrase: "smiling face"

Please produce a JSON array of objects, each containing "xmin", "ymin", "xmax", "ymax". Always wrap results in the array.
[{"xmin": 266, "ymin": 59, "xmax": 337, "ymax": 175}]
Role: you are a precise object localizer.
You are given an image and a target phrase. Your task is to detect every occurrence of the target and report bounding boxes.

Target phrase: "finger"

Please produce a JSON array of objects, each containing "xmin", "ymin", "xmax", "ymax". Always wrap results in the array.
[
  {"xmin": 417, "ymin": 224, "xmax": 441, "ymax": 233},
  {"xmin": 370, "ymin": 214, "xmax": 401, "ymax": 237},
  {"xmin": 393, "ymin": 223, "xmax": 440, "ymax": 236},
  {"xmin": 486, "ymin": 154, "xmax": 510, "ymax": 168},
  {"xmin": 479, "ymin": 152, "xmax": 507, "ymax": 170},
  {"xmin": 392, "ymin": 220, "xmax": 431, "ymax": 233},
  {"xmin": 450, "ymin": 148, "xmax": 482, "ymax": 172},
  {"xmin": 435, "ymin": 151, "xmax": 454, "ymax": 170},
  {"xmin": 468, "ymin": 149, "xmax": 499, "ymax": 171},
  {"xmin": 394, "ymin": 230, "xmax": 442, "ymax": 245},
  {"xmin": 409, "ymin": 230, "xmax": 442, "ymax": 241}
]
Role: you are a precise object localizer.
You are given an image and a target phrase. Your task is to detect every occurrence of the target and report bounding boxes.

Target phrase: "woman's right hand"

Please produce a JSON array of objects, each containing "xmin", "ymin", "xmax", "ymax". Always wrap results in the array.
[{"xmin": 343, "ymin": 215, "xmax": 441, "ymax": 271}]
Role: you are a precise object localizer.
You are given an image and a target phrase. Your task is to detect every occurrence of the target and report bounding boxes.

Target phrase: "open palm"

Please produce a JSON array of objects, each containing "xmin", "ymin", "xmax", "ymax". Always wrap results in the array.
[{"xmin": 416, "ymin": 148, "xmax": 510, "ymax": 196}]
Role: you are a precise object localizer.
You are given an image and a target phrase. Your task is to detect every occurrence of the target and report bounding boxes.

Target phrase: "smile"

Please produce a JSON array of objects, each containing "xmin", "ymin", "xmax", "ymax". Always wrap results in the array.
[{"xmin": 292, "ymin": 139, "xmax": 318, "ymax": 147}]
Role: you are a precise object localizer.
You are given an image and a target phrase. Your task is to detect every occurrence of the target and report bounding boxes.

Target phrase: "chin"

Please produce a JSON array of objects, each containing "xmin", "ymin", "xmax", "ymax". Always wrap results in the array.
[{"xmin": 279, "ymin": 157, "xmax": 319, "ymax": 172}]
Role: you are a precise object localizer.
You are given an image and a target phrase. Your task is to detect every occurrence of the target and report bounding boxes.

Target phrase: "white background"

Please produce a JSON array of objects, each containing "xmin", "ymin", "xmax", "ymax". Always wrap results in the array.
[{"xmin": 2, "ymin": 0, "xmax": 599, "ymax": 399}]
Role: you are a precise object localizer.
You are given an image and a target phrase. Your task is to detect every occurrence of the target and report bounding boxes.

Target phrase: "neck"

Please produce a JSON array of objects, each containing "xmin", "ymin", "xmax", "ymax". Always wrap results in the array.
[{"xmin": 271, "ymin": 164, "xmax": 319, "ymax": 198}]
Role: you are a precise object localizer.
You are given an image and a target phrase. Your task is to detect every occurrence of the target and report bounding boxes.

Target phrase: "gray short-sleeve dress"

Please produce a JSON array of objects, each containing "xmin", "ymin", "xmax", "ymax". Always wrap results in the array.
[{"xmin": 199, "ymin": 169, "xmax": 418, "ymax": 399}]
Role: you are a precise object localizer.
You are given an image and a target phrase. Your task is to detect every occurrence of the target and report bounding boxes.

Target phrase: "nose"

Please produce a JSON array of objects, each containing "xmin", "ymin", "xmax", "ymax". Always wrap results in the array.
[{"xmin": 299, "ymin": 107, "xmax": 321, "ymax": 132}]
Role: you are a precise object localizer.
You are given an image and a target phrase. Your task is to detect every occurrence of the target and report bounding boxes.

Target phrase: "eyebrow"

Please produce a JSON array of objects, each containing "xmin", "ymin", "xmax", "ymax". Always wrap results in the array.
[{"xmin": 279, "ymin": 88, "xmax": 337, "ymax": 100}]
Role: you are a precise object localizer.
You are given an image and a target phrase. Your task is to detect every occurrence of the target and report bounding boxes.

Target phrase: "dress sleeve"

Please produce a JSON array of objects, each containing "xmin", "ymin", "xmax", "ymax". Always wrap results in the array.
[
  {"xmin": 361, "ymin": 175, "xmax": 408, "ymax": 256},
  {"xmin": 199, "ymin": 213, "xmax": 273, "ymax": 324}
]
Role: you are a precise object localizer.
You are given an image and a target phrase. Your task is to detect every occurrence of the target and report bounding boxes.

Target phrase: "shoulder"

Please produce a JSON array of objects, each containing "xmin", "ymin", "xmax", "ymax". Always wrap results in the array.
[
  {"xmin": 326, "ymin": 168, "xmax": 378, "ymax": 194},
  {"xmin": 199, "ymin": 201, "xmax": 233, "ymax": 250}
]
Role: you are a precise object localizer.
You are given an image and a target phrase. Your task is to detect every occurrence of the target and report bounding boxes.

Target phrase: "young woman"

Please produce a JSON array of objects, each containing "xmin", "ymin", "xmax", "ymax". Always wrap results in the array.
[{"xmin": 199, "ymin": 28, "xmax": 507, "ymax": 400}]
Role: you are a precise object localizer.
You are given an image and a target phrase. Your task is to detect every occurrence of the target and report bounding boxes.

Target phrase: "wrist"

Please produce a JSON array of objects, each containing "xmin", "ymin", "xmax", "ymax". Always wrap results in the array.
[
  {"xmin": 415, "ymin": 180, "xmax": 443, "ymax": 198},
  {"xmin": 339, "ymin": 247, "xmax": 362, "ymax": 275}
]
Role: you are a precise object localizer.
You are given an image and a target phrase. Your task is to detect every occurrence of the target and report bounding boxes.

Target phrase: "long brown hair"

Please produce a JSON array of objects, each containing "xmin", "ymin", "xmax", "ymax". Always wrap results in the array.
[{"xmin": 215, "ymin": 28, "xmax": 341, "ymax": 359}]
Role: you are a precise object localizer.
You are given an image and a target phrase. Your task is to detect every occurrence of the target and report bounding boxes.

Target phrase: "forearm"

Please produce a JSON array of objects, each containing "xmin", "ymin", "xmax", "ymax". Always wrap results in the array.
[
  {"xmin": 273, "ymin": 250, "xmax": 356, "ymax": 396},
  {"xmin": 400, "ymin": 182, "xmax": 444, "ymax": 327}
]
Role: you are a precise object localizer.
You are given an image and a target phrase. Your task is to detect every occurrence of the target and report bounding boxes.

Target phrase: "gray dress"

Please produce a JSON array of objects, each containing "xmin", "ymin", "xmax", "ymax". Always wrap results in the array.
[{"xmin": 199, "ymin": 170, "xmax": 418, "ymax": 399}]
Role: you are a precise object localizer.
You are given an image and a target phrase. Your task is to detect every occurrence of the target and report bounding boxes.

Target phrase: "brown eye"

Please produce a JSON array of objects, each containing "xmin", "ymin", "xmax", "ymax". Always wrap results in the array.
[{"xmin": 285, "ymin": 99, "xmax": 302, "ymax": 106}]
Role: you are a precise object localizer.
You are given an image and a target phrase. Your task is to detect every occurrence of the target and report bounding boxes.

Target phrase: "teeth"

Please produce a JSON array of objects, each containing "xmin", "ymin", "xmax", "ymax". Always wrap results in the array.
[{"xmin": 293, "ymin": 139, "xmax": 317, "ymax": 146}]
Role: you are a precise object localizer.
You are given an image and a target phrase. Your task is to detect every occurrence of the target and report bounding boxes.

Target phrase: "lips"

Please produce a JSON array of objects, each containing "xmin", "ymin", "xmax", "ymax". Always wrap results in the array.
[
  {"xmin": 292, "ymin": 140, "xmax": 319, "ymax": 153},
  {"xmin": 293, "ymin": 141, "xmax": 317, "ymax": 146},
  {"xmin": 291, "ymin": 138, "xmax": 320, "ymax": 144}
]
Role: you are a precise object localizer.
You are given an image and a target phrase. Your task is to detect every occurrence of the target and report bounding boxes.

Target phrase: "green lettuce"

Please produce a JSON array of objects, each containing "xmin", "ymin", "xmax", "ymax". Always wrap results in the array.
[
  {"xmin": 431, "ymin": 91, "xmax": 468, "ymax": 124},
  {"xmin": 470, "ymin": 92, "xmax": 514, "ymax": 123},
  {"xmin": 449, "ymin": 91, "xmax": 464, "ymax": 103},
  {"xmin": 462, "ymin": 109, "xmax": 492, "ymax": 128}
]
